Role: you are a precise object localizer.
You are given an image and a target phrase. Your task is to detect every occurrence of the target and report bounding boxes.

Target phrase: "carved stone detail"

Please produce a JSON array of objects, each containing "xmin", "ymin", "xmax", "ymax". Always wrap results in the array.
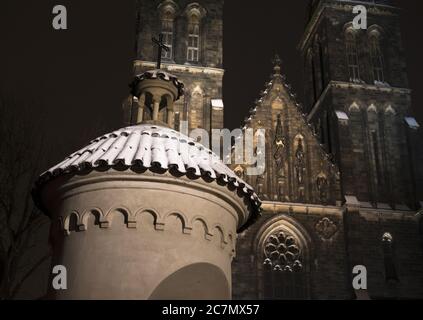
[
  {"xmin": 234, "ymin": 165, "xmax": 245, "ymax": 179},
  {"xmin": 316, "ymin": 174, "xmax": 328, "ymax": 203},
  {"xmin": 263, "ymin": 231, "xmax": 303, "ymax": 272},
  {"xmin": 315, "ymin": 217, "xmax": 338, "ymax": 240},
  {"xmin": 382, "ymin": 232, "xmax": 393, "ymax": 244}
]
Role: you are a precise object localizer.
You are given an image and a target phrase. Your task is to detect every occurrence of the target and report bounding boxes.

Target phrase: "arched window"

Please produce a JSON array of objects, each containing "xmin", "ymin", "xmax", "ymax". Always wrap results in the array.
[
  {"xmin": 185, "ymin": 4, "xmax": 205, "ymax": 63},
  {"xmin": 189, "ymin": 85, "xmax": 204, "ymax": 128},
  {"xmin": 161, "ymin": 15, "xmax": 174, "ymax": 60},
  {"xmin": 158, "ymin": 1, "xmax": 177, "ymax": 60},
  {"xmin": 367, "ymin": 104, "xmax": 382, "ymax": 198},
  {"xmin": 345, "ymin": 28, "xmax": 360, "ymax": 81},
  {"xmin": 369, "ymin": 29, "xmax": 384, "ymax": 83},
  {"xmin": 258, "ymin": 217, "xmax": 311, "ymax": 300},
  {"xmin": 187, "ymin": 16, "xmax": 200, "ymax": 62}
]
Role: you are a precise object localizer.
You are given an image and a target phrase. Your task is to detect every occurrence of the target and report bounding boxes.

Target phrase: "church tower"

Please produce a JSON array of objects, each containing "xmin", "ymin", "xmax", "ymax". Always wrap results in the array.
[
  {"xmin": 125, "ymin": 0, "xmax": 224, "ymax": 136},
  {"xmin": 299, "ymin": 0, "xmax": 421, "ymax": 209}
]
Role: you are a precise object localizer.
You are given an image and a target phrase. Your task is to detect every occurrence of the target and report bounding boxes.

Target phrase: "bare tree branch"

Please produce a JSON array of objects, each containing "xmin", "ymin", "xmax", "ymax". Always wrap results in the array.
[
  {"xmin": 0, "ymin": 90, "xmax": 107, "ymax": 299},
  {"xmin": 0, "ymin": 91, "xmax": 51, "ymax": 300}
]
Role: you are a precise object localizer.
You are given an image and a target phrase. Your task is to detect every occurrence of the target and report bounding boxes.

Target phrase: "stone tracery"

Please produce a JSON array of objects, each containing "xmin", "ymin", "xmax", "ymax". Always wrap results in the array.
[{"xmin": 263, "ymin": 231, "xmax": 303, "ymax": 273}]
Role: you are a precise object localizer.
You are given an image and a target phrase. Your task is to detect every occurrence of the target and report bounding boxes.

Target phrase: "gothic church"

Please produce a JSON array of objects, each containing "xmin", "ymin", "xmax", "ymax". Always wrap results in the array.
[{"xmin": 130, "ymin": 0, "xmax": 423, "ymax": 299}]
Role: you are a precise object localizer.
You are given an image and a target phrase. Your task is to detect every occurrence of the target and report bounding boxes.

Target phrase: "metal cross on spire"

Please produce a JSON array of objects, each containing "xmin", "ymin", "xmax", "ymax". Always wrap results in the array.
[
  {"xmin": 272, "ymin": 54, "xmax": 282, "ymax": 75},
  {"xmin": 152, "ymin": 33, "xmax": 170, "ymax": 69},
  {"xmin": 273, "ymin": 54, "xmax": 282, "ymax": 66}
]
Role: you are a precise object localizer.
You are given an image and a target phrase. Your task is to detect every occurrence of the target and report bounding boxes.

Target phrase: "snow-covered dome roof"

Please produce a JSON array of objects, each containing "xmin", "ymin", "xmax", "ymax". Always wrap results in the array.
[{"xmin": 35, "ymin": 124, "xmax": 261, "ymax": 229}]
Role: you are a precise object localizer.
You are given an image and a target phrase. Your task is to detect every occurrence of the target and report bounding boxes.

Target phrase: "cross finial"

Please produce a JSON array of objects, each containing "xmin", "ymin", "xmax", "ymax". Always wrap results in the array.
[
  {"xmin": 273, "ymin": 54, "xmax": 281, "ymax": 66},
  {"xmin": 152, "ymin": 33, "xmax": 170, "ymax": 69},
  {"xmin": 272, "ymin": 54, "xmax": 282, "ymax": 75}
]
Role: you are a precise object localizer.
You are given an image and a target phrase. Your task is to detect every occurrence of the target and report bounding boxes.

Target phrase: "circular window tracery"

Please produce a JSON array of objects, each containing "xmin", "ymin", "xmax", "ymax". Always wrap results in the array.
[{"xmin": 263, "ymin": 231, "xmax": 303, "ymax": 272}]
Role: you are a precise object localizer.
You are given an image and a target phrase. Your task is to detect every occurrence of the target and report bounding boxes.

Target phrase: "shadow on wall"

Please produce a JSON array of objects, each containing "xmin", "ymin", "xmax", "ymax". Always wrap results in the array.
[{"xmin": 149, "ymin": 262, "xmax": 230, "ymax": 300}]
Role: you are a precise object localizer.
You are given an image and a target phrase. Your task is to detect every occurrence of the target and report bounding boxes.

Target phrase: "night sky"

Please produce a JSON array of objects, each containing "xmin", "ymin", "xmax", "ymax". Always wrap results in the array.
[{"xmin": 0, "ymin": 0, "xmax": 422, "ymax": 168}]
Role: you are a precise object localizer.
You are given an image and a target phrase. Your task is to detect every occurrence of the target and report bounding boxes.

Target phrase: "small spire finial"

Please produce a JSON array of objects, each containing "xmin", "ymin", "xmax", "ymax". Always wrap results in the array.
[
  {"xmin": 272, "ymin": 54, "xmax": 282, "ymax": 75},
  {"xmin": 273, "ymin": 54, "xmax": 281, "ymax": 66}
]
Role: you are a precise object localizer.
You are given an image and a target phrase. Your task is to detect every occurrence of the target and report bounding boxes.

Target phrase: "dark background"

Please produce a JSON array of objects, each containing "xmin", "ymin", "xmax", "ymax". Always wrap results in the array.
[{"xmin": 0, "ymin": 0, "xmax": 422, "ymax": 168}]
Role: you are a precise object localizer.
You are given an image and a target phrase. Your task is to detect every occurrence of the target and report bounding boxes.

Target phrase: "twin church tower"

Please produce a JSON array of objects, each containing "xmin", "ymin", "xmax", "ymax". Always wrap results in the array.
[
  {"xmin": 129, "ymin": 0, "xmax": 421, "ymax": 210},
  {"xmin": 127, "ymin": 0, "xmax": 423, "ymax": 299}
]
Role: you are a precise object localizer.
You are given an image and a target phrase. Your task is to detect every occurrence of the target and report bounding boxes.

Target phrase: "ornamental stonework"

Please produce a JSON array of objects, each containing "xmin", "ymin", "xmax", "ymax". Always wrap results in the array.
[
  {"xmin": 263, "ymin": 231, "xmax": 303, "ymax": 272},
  {"xmin": 315, "ymin": 217, "xmax": 338, "ymax": 240}
]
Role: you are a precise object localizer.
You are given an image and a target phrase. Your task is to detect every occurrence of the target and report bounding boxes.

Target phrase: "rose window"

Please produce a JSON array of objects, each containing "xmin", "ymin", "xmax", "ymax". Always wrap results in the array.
[{"xmin": 263, "ymin": 231, "xmax": 303, "ymax": 272}]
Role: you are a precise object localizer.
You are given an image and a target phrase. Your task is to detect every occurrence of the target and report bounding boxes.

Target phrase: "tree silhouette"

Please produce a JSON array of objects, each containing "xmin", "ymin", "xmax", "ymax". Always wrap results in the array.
[{"xmin": 0, "ymin": 92, "xmax": 51, "ymax": 300}]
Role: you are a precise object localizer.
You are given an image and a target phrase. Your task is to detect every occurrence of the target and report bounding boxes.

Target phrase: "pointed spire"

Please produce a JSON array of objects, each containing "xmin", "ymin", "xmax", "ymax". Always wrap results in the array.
[{"xmin": 272, "ymin": 54, "xmax": 282, "ymax": 75}]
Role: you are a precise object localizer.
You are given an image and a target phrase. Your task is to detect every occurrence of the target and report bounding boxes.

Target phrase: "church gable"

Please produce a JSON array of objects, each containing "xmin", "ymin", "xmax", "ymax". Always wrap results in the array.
[{"xmin": 237, "ymin": 56, "xmax": 341, "ymax": 205}]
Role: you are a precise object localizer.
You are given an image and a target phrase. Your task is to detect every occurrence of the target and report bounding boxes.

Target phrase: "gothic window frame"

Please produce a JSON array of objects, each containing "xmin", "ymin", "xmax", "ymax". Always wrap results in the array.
[
  {"xmin": 185, "ymin": 4, "xmax": 206, "ymax": 64},
  {"xmin": 254, "ymin": 215, "xmax": 312, "ymax": 300},
  {"xmin": 344, "ymin": 26, "xmax": 361, "ymax": 82},
  {"xmin": 188, "ymin": 84, "xmax": 205, "ymax": 129},
  {"xmin": 161, "ymin": 18, "xmax": 174, "ymax": 60},
  {"xmin": 383, "ymin": 104, "xmax": 396, "ymax": 203},
  {"xmin": 367, "ymin": 104, "xmax": 382, "ymax": 191},
  {"xmin": 187, "ymin": 21, "xmax": 200, "ymax": 62},
  {"xmin": 158, "ymin": 1, "xmax": 178, "ymax": 61},
  {"xmin": 348, "ymin": 102, "xmax": 363, "ymax": 144},
  {"xmin": 368, "ymin": 27, "xmax": 385, "ymax": 83}
]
